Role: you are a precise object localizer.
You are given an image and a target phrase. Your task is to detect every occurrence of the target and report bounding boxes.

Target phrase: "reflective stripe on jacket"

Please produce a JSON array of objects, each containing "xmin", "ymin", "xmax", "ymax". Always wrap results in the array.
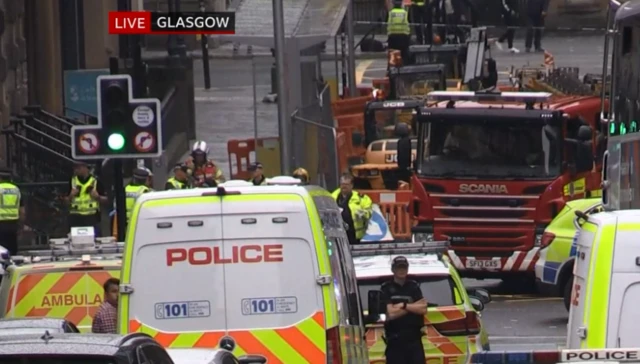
[
  {"xmin": 387, "ymin": 8, "xmax": 411, "ymax": 35},
  {"xmin": 0, "ymin": 182, "xmax": 20, "ymax": 221},
  {"xmin": 167, "ymin": 177, "xmax": 186, "ymax": 190},
  {"xmin": 70, "ymin": 176, "xmax": 99, "ymax": 216}
]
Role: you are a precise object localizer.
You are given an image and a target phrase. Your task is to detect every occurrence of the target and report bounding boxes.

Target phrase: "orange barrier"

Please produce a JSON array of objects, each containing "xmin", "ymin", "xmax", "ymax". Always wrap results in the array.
[
  {"xmin": 335, "ymin": 131, "xmax": 350, "ymax": 174},
  {"xmin": 379, "ymin": 202, "xmax": 412, "ymax": 240},
  {"xmin": 332, "ymin": 96, "xmax": 371, "ymax": 116},
  {"xmin": 227, "ymin": 137, "xmax": 279, "ymax": 180},
  {"xmin": 337, "ymin": 125, "xmax": 366, "ymax": 160},
  {"xmin": 364, "ymin": 189, "xmax": 412, "ymax": 204},
  {"xmin": 335, "ymin": 113, "xmax": 363, "ymax": 128}
]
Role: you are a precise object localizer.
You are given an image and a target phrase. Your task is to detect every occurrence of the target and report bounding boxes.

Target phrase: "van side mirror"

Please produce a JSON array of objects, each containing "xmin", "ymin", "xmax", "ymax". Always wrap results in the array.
[
  {"xmin": 238, "ymin": 355, "xmax": 267, "ymax": 364},
  {"xmin": 368, "ymin": 290, "xmax": 384, "ymax": 318},
  {"xmin": 467, "ymin": 288, "xmax": 491, "ymax": 304},
  {"xmin": 577, "ymin": 125, "xmax": 593, "ymax": 141},
  {"xmin": 575, "ymin": 141, "xmax": 594, "ymax": 173},
  {"xmin": 575, "ymin": 210, "xmax": 589, "ymax": 226},
  {"xmin": 469, "ymin": 296, "xmax": 484, "ymax": 311}
]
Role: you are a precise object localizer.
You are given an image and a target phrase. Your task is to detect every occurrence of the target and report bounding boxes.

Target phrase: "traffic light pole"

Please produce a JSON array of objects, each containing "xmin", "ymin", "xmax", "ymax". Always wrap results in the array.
[{"xmin": 109, "ymin": 57, "xmax": 127, "ymax": 242}]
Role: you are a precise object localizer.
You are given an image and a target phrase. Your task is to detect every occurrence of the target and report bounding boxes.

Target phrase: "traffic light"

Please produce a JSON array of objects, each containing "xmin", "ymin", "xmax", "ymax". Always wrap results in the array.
[{"xmin": 71, "ymin": 75, "xmax": 163, "ymax": 160}]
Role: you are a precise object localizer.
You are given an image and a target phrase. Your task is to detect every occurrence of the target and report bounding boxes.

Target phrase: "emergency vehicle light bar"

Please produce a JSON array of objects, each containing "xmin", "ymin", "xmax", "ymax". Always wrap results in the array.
[
  {"xmin": 19, "ymin": 238, "xmax": 125, "ymax": 258},
  {"xmin": 470, "ymin": 348, "xmax": 640, "ymax": 363},
  {"xmin": 427, "ymin": 91, "xmax": 552, "ymax": 103},
  {"xmin": 350, "ymin": 241, "xmax": 449, "ymax": 258},
  {"xmin": 265, "ymin": 176, "xmax": 302, "ymax": 185}
]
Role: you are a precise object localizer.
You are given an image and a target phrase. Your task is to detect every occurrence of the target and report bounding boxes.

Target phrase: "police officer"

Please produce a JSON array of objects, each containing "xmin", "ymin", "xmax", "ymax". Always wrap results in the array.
[
  {"xmin": 124, "ymin": 169, "xmax": 151, "ymax": 222},
  {"xmin": 0, "ymin": 169, "xmax": 24, "ymax": 255},
  {"xmin": 387, "ymin": 0, "xmax": 411, "ymax": 63},
  {"xmin": 332, "ymin": 174, "xmax": 373, "ymax": 244},
  {"xmin": 495, "ymin": 0, "xmax": 520, "ymax": 53},
  {"xmin": 381, "ymin": 256, "xmax": 428, "ymax": 363},
  {"xmin": 248, "ymin": 162, "xmax": 266, "ymax": 185},
  {"xmin": 292, "ymin": 168, "xmax": 310, "ymax": 185},
  {"xmin": 68, "ymin": 161, "xmax": 107, "ymax": 234},
  {"xmin": 409, "ymin": 0, "xmax": 428, "ymax": 45},
  {"xmin": 165, "ymin": 164, "xmax": 190, "ymax": 190}
]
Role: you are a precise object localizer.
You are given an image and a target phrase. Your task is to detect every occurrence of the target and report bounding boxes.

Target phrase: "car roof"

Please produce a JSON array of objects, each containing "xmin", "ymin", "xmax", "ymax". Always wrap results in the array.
[
  {"xmin": 0, "ymin": 333, "xmax": 125, "ymax": 356},
  {"xmin": 166, "ymin": 348, "xmax": 224, "ymax": 363},
  {"xmin": 354, "ymin": 254, "xmax": 450, "ymax": 279},
  {"xmin": 0, "ymin": 318, "xmax": 67, "ymax": 330}
]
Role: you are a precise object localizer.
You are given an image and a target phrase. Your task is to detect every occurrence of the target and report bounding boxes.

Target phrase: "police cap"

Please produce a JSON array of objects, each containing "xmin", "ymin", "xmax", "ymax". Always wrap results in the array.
[
  {"xmin": 133, "ymin": 168, "xmax": 150, "ymax": 179},
  {"xmin": 392, "ymin": 256, "xmax": 409, "ymax": 268},
  {"xmin": 73, "ymin": 160, "xmax": 88, "ymax": 167}
]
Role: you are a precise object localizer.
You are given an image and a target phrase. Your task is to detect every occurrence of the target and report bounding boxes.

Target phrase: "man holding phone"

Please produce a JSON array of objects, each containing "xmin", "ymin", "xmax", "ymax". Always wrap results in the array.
[{"xmin": 380, "ymin": 256, "xmax": 428, "ymax": 363}]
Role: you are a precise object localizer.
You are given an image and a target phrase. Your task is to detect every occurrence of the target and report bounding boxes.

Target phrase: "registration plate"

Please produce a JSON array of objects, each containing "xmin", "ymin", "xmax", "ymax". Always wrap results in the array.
[{"xmin": 465, "ymin": 259, "xmax": 501, "ymax": 269}]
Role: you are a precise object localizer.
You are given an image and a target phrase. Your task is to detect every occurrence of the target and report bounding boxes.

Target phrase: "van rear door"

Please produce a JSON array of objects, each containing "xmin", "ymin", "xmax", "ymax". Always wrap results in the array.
[
  {"xmin": 7, "ymin": 264, "xmax": 119, "ymax": 332},
  {"xmin": 123, "ymin": 196, "xmax": 227, "ymax": 342},
  {"xmin": 221, "ymin": 195, "xmax": 326, "ymax": 363},
  {"xmin": 567, "ymin": 221, "xmax": 598, "ymax": 349}
]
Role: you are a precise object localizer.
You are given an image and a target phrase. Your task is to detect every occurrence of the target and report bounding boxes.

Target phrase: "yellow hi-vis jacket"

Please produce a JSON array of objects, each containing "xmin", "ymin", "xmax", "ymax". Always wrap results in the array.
[
  {"xmin": 166, "ymin": 177, "xmax": 187, "ymax": 190},
  {"xmin": 0, "ymin": 182, "xmax": 20, "ymax": 221},
  {"xmin": 331, "ymin": 189, "xmax": 373, "ymax": 240},
  {"xmin": 70, "ymin": 176, "xmax": 99, "ymax": 216},
  {"xmin": 387, "ymin": 8, "xmax": 411, "ymax": 35},
  {"xmin": 125, "ymin": 184, "xmax": 150, "ymax": 221}
]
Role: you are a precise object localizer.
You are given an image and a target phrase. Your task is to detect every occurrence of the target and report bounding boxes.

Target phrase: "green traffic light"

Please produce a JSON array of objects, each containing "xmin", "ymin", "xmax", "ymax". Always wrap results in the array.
[{"xmin": 108, "ymin": 133, "xmax": 125, "ymax": 150}]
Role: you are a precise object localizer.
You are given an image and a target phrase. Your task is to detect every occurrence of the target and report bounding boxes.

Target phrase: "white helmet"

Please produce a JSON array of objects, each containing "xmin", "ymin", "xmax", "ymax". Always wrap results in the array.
[{"xmin": 191, "ymin": 141, "xmax": 209, "ymax": 155}]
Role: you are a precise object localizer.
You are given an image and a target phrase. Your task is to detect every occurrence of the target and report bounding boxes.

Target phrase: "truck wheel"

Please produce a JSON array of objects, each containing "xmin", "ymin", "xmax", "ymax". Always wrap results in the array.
[{"xmin": 563, "ymin": 277, "xmax": 573, "ymax": 311}]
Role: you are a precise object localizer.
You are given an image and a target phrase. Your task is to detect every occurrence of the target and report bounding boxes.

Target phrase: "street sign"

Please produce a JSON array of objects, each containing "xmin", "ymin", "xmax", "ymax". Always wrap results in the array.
[
  {"xmin": 134, "ymin": 131, "xmax": 156, "ymax": 152},
  {"xmin": 71, "ymin": 74, "xmax": 163, "ymax": 160},
  {"xmin": 64, "ymin": 69, "xmax": 109, "ymax": 119},
  {"xmin": 78, "ymin": 132, "xmax": 100, "ymax": 154}
]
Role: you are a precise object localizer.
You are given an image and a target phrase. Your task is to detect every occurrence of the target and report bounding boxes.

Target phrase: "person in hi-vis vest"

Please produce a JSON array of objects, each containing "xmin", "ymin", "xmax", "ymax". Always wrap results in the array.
[
  {"xmin": 68, "ymin": 161, "xmax": 107, "ymax": 235},
  {"xmin": 124, "ymin": 169, "xmax": 152, "ymax": 222},
  {"xmin": 165, "ymin": 163, "xmax": 191, "ymax": 190},
  {"xmin": 0, "ymin": 168, "xmax": 24, "ymax": 255},
  {"xmin": 387, "ymin": 0, "xmax": 411, "ymax": 63}
]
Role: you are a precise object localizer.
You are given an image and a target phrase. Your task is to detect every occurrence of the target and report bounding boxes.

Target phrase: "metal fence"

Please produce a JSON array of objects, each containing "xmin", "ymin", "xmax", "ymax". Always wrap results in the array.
[{"xmin": 291, "ymin": 83, "xmax": 340, "ymax": 190}]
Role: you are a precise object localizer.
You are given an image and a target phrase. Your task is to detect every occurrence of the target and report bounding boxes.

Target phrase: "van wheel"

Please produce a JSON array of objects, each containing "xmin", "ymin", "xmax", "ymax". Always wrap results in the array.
[{"xmin": 563, "ymin": 277, "xmax": 573, "ymax": 311}]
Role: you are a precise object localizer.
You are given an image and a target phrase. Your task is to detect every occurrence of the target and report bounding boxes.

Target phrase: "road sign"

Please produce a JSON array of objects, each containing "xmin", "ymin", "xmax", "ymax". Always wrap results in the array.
[
  {"xmin": 71, "ymin": 74, "xmax": 163, "ymax": 160},
  {"xmin": 64, "ymin": 69, "xmax": 109, "ymax": 119},
  {"xmin": 78, "ymin": 132, "xmax": 100, "ymax": 154},
  {"xmin": 134, "ymin": 131, "xmax": 156, "ymax": 152}
]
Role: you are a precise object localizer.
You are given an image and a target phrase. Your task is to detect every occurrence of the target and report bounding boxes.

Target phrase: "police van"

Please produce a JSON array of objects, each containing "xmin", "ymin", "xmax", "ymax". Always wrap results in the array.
[
  {"xmin": 0, "ymin": 227, "xmax": 121, "ymax": 332},
  {"xmin": 471, "ymin": 347, "xmax": 640, "ymax": 363},
  {"xmin": 119, "ymin": 178, "xmax": 369, "ymax": 363},
  {"xmin": 566, "ymin": 210, "xmax": 640, "ymax": 349}
]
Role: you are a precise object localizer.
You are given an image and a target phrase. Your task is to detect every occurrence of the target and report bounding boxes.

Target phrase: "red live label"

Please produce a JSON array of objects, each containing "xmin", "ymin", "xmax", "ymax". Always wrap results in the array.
[
  {"xmin": 109, "ymin": 11, "xmax": 152, "ymax": 34},
  {"xmin": 166, "ymin": 245, "xmax": 284, "ymax": 266}
]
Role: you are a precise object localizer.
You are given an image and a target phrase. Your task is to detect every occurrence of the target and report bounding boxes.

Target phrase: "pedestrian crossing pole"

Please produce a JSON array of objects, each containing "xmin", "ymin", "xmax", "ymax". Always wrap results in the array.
[{"xmin": 273, "ymin": 0, "xmax": 292, "ymax": 174}]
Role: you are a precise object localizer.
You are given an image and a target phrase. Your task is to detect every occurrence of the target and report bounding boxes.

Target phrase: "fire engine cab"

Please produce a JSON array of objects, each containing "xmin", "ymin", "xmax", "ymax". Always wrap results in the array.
[{"xmin": 401, "ymin": 90, "xmax": 603, "ymax": 282}]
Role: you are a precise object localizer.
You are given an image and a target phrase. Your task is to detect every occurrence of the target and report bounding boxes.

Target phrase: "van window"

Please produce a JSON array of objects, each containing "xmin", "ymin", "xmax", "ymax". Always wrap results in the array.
[
  {"xmin": 334, "ymin": 236, "xmax": 361, "ymax": 326},
  {"xmin": 358, "ymin": 275, "xmax": 459, "ymax": 311}
]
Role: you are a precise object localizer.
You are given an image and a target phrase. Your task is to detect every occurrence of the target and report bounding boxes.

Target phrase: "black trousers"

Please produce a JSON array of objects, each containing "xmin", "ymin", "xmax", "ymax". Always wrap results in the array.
[
  {"xmin": 410, "ymin": 4, "xmax": 430, "ymax": 45},
  {"xmin": 525, "ymin": 13, "xmax": 544, "ymax": 50},
  {"xmin": 0, "ymin": 224, "xmax": 18, "ymax": 255},
  {"xmin": 440, "ymin": 12, "xmax": 467, "ymax": 44},
  {"xmin": 386, "ymin": 339, "xmax": 426, "ymax": 364},
  {"xmin": 387, "ymin": 34, "xmax": 411, "ymax": 64},
  {"xmin": 498, "ymin": 13, "xmax": 516, "ymax": 48}
]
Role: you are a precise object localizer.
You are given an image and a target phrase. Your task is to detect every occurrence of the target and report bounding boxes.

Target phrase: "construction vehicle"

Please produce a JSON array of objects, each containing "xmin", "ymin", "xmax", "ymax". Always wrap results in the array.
[{"xmin": 402, "ymin": 90, "xmax": 604, "ymax": 284}]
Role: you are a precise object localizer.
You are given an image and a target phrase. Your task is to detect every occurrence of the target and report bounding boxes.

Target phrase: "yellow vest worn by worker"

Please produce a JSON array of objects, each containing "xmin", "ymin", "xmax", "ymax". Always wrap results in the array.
[
  {"xmin": 412, "ymin": 0, "xmax": 425, "ymax": 6},
  {"xmin": 125, "ymin": 184, "xmax": 150, "ymax": 220},
  {"xmin": 0, "ymin": 182, "xmax": 20, "ymax": 221},
  {"xmin": 331, "ymin": 189, "xmax": 373, "ymax": 240},
  {"xmin": 70, "ymin": 176, "xmax": 99, "ymax": 216},
  {"xmin": 166, "ymin": 177, "xmax": 187, "ymax": 190},
  {"xmin": 387, "ymin": 8, "xmax": 411, "ymax": 35}
]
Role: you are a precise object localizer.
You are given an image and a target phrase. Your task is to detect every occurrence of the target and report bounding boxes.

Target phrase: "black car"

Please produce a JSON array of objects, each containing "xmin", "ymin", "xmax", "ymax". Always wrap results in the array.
[
  {"xmin": 0, "ymin": 318, "xmax": 79, "ymax": 336},
  {"xmin": 0, "ymin": 332, "xmax": 266, "ymax": 364}
]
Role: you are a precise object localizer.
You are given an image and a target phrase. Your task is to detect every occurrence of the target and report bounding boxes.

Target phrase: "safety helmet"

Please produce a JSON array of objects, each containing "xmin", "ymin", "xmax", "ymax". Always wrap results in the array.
[
  {"xmin": 191, "ymin": 140, "xmax": 209, "ymax": 156},
  {"xmin": 292, "ymin": 168, "xmax": 309, "ymax": 184}
]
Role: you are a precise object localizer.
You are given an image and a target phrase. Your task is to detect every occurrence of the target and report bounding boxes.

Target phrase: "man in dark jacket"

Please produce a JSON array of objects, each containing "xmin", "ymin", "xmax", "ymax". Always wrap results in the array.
[
  {"xmin": 495, "ymin": 0, "xmax": 520, "ymax": 53},
  {"xmin": 437, "ymin": 0, "xmax": 477, "ymax": 44},
  {"xmin": 525, "ymin": 0, "xmax": 549, "ymax": 52}
]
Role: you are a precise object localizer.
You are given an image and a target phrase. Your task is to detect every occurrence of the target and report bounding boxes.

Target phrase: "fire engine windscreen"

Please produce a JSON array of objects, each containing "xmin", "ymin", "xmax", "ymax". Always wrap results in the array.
[
  {"xmin": 421, "ymin": 120, "xmax": 561, "ymax": 178},
  {"xmin": 358, "ymin": 275, "xmax": 457, "ymax": 313}
]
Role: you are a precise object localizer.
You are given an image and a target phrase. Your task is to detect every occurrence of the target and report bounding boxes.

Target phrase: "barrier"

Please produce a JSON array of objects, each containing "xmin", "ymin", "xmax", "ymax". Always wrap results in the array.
[
  {"xmin": 227, "ymin": 137, "xmax": 280, "ymax": 180},
  {"xmin": 379, "ymin": 202, "xmax": 413, "ymax": 241},
  {"xmin": 332, "ymin": 96, "xmax": 371, "ymax": 116},
  {"xmin": 335, "ymin": 131, "xmax": 351, "ymax": 174},
  {"xmin": 336, "ymin": 113, "xmax": 364, "ymax": 128},
  {"xmin": 359, "ymin": 189, "xmax": 413, "ymax": 240}
]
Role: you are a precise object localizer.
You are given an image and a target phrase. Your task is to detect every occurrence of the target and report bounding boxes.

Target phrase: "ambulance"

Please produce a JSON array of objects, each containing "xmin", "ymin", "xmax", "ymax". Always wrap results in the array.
[
  {"xmin": 119, "ymin": 178, "xmax": 369, "ymax": 363},
  {"xmin": 0, "ymin": 227, "xmax": 121, "ymax": 332}
]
